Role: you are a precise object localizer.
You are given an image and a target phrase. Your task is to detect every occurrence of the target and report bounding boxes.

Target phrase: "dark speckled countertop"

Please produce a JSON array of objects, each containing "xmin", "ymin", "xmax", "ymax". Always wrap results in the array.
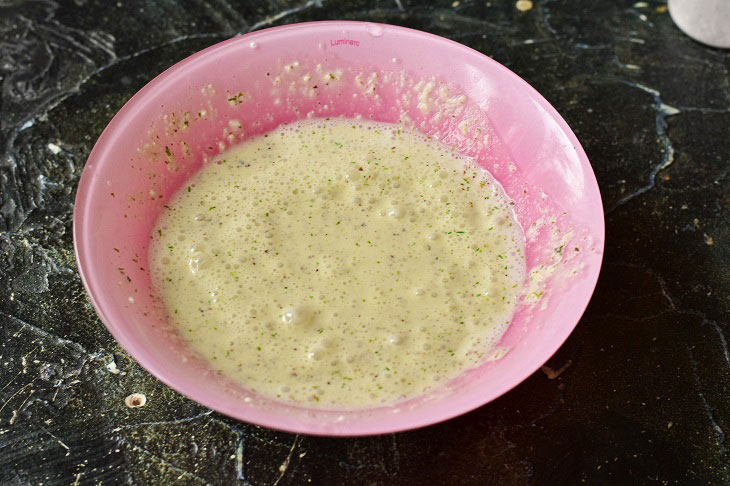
[{"xmin": 1, "ymin": 0, "xmax": 729, "ymax": 484}]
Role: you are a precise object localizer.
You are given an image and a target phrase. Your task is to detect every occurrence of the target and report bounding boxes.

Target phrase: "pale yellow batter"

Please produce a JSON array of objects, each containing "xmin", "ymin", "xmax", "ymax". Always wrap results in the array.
[{"xmin": 150, "ymin": 118, "xmax": 525, "ymax": 408}]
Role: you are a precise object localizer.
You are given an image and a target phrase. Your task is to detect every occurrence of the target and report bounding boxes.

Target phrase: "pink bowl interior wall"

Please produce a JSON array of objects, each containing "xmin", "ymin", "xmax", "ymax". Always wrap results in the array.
[{"xmin": 75, "ymin": 22, "xmax": 604, "ymax": 435}]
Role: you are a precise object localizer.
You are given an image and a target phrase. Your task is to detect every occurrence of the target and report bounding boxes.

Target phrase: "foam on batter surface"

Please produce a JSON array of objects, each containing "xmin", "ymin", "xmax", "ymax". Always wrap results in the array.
[{"xmin": 150, "ymin": 118, "xmax": 525, "ymax": 408}]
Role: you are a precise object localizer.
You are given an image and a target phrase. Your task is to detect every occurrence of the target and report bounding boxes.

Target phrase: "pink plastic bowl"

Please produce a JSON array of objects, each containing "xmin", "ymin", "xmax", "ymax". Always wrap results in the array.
[{"xmin": 74, "ymin": 21, "xmax": 604, "ymax": 436}]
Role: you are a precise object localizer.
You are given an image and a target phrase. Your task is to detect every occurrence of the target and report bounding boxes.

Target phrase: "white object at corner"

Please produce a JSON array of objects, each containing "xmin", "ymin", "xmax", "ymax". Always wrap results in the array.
[{"xmin": 669, "ymin": 0, "xmax": 730, "ymax": 48}]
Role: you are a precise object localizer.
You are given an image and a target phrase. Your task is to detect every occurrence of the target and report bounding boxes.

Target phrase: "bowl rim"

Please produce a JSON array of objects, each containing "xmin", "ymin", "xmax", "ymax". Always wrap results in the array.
[{"xmin": 73, "ymin": 20, "xmax": 605, "ymax": 436}]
